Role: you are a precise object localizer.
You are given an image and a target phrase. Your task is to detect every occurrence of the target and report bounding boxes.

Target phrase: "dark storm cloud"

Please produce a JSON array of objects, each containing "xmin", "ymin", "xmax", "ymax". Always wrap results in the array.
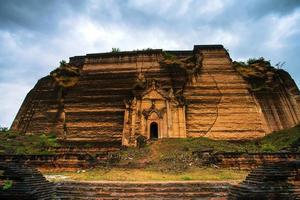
[
  {"xmin": 248, "ymin": 0, "xmax": 300, "ymax": 16},
  {"xmin": 0, "ymin": 0, "xmax": 299, "ymax": 32},
  {"xmin": 0, "ymin": 0, "xmax": 87, "ymax": 32}
]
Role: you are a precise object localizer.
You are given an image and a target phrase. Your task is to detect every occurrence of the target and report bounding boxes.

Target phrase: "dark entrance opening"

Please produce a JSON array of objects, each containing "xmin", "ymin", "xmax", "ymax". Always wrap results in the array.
[{"xmin": 150, "ymin": 122, "xmax": 158, "ymax": 139}]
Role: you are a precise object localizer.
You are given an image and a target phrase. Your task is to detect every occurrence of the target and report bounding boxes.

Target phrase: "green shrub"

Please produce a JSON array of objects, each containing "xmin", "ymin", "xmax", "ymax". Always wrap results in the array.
[
  {"xmin": 4, "ymin": 131, "xmax": 19, "ymax": 139},
  {"xmin": 2, "ymin": 180, "xmax": 13, "ymax": 190},
  {"xmin": 111, "ymin": 48, "xmax": 120, "ymax": 52},
  {"xmin": 0, "ymin": 127, "xmax": 8, "ymax": 132},
  {"xmin": 84, "ymin": 143, "xmax": 92, "ymax": 148},
  {"xmin": 261, "ymin": 143, "xmax": 276, "ymax": 152},
  {"xmin": 181, "ymin": 176, "xmax": 192, "ymax": 180},
  {"xmin": 36, "ymin": 134, "xmax": 58, "ymax": 150},
  {"xmin": 163, "ymin": 51, "xmax": 175, "ymax": 60},
  {"xmin": 15, "ymin": 146, "xmax": 28, "ymax": 155}
]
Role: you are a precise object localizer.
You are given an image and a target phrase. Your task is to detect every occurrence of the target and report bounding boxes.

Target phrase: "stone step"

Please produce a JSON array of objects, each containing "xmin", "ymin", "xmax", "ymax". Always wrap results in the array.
[
  {"xmin": 228, "ymin": 161, "xmax": 300, "ymax": 199},
  {"xmin": 56, "ymin": 182, "xmax": 230, "ymax": 189},
  {"xmin": 57, "ymin": 192, "xmax": 226, "ymax": 199},
  {"xmin": 0, "ymin": 162, "xmax": 55, "ymax": 200},
  {"xmin": 55, "ymin": 181, "xmax": 232, "ymax": 199}
]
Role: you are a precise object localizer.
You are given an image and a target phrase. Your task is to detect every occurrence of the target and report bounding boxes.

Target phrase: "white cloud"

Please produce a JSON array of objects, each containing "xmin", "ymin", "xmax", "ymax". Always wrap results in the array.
[
  {"xmin": 0, "ymin": 30, "xmax": 58, "ymax": 83},
  {"xmin": 196, "ymin": 0, "xmax": 230, "ymax": 16},
  {"xmin": 0, "ymin": 83, "xmax": 31, "ymax": 127},
  {"xmin": 265, "ymin": 10, "xmax": 300, "ymax": 49},
  {"xmin": 56, "ymin": 15, "xmax": 183, "ymax": 52}
]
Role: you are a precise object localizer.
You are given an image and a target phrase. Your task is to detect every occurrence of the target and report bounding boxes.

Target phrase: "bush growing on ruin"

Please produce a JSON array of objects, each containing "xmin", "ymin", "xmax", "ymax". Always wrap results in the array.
[
  {"xmin": 111, "ymin": 47, "xmax": 120, "ymax": 52},
  {"xmin": 161, "ymin": 52, "xmax": 195, "ymax": 69},
  {"xmin": 233, "ymin": 57, "xmax": 280, "ymax": 91},
  {"xmin": 2, "ymin": 180, "xmax": 13, "ymax": 190},
  {"xmin": 0, "ymin": 127, "xmax": 8, "ymax": 132},
  {"xmin": 50, "ymin": 60, "xmax": 80, "ymax": 88},
  {"xmin": 133, "ymin": 48, "xmax": 153, "ymax": 51},
  {"xmin": 160, "ymin": 51, "xmax": 202, "ymax": 84},
  {"xmin": 36, "ymin": 134, "xmax": 58, "ymax": 150},
  {"xmin": 163, "ymin": 51, "xmax": 176, "ymax": 60}
]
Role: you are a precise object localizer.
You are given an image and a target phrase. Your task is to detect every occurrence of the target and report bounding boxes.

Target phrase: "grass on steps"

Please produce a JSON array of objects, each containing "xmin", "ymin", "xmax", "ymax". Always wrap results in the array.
[
  {"xmin": 43, "ymin": 167, "xmax": 247, "ymax": 182},
  {"xmin": 0, "ymin": 130, "xmax": 59, "ymax": 155}
]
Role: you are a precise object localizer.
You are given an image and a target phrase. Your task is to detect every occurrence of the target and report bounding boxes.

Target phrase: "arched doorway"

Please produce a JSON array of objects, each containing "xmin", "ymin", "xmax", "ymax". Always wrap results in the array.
[{"xmin": 150, "ymin": 122, "xmax": 158, "ymax": 139}]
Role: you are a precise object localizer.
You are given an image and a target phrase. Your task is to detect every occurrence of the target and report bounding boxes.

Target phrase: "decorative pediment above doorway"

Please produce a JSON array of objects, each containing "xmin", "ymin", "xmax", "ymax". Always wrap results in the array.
[
  {"xmin": 141, "ymin": 79, "xmax": 168, "ymax": 100},
  {"xmin": 142, "ymin": 101, "xmax": 166, "ymax": 119}
]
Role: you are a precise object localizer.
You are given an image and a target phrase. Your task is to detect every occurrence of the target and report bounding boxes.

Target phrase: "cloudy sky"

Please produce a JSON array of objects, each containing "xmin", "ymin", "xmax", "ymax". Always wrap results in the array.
[{"xmin": 0, "ymin": 0, "xmax": 300, "ymax": 127}]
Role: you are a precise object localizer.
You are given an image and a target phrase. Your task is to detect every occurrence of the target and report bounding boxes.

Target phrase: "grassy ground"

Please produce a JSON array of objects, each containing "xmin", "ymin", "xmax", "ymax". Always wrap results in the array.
[
  {"xmin": 0, "ymin": 124, "xmax": 299, "ymax": 155},
  {"xmin": 117, "ymin": 124, "xmax": 300, "ymax": 171},
  {"xmin": 1, "ymin": 125, "xmax": 298, "ymax": 181},
  {"xmin": 43, "ymin": 167, "xmax": 248, "ymax": 182},
  {"xmin": 154, "ymin": 124, "xmax": 300, "ymax": 153}
]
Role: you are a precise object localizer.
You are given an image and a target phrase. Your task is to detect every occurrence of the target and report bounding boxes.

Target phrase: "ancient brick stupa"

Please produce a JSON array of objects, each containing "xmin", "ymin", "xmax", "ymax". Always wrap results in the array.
[{"xmin": 11, "ymin": 45, "xmax": 300, "ymax": 147}]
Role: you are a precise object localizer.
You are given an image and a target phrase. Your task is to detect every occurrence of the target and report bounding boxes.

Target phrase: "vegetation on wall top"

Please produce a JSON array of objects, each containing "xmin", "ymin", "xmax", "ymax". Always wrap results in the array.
[
  {"xmin": 233, "ymin": 57, "xmax": 281, "ymax": 91},
  {"xmin": 160, "ymin": 51, "xmax": 202, "ymax": 84},
  {"xmin": 160, "ymin": 52, "xmax": 196, "ymax": 70},
  {"xmin": 111, "ymin": 47, "xmax": 120, "ymax": 52},
  {"xmin": 50, "ymin": 60, "xmax": 80, "ymax": 88}
]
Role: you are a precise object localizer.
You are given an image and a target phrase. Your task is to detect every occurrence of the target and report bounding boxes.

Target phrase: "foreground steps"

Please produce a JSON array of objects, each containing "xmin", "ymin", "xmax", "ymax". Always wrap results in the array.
[
  {"xmin": 0, "ymin": 162, "xmax": 55, "ymax": 200},
  {"xmin": 56, "ymin": 181, "xmax": 233, "ymax": 200},
  {"xmin": 228, "ymin": 161, "xmax": 300, "ymax": 199}
]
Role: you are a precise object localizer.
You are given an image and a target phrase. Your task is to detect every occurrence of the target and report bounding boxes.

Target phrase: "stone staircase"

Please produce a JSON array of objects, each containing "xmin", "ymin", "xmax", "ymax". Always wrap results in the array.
[
  {"xmin": 228, "ymin": 161, "xmax": 300, "ymax": 199},
  {"xmin": 0, "ymin": 162, "xmax": 55, "ymax": 200},
  {"xmin": 10, "ymin": 75, "xmax": 60, "ymax": 134},
  {"xmin": 56, "ymin": 181, "xmax": 232, "ymax": 200},
  {"xmin": 16, "ymin": 89, "xmax": 41, "ymax": 133}
]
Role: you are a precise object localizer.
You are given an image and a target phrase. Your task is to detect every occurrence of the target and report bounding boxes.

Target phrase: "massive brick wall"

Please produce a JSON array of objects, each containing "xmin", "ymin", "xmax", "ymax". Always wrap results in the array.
[
  {"xmin": 63, "ymin": 51, "xmax": 184, "ymax": 143},
  {"xmin": 10, "ymin": 45, "xmax": 300, "ymax": 144},
  {"xmin": 184, "ymin": 46, "xmax": 267, "ymax": 139}
]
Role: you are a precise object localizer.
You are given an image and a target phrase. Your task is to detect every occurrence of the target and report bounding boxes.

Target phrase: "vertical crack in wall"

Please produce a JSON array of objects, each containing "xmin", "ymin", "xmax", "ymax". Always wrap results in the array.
[{"xmin": 205, "ymin": 69, "xmax": 223, "ymax": 136}]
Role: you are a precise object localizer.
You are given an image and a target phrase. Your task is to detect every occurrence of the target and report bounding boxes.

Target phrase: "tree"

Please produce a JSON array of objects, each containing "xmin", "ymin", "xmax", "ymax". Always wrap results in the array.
[{"xmin": 275, "ymin": 61, "xmax": 286, "ymax": 69}]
